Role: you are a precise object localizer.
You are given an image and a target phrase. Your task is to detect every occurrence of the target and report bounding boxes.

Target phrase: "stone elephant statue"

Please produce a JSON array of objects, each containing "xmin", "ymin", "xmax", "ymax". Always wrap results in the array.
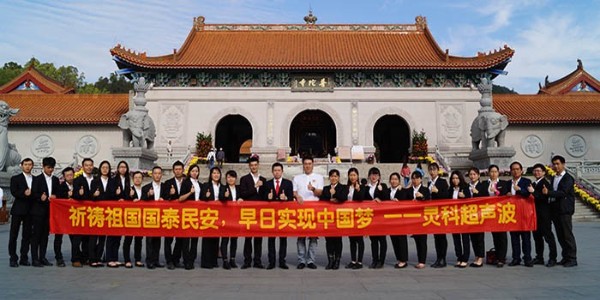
[
  {"xmin": 470, "ymin": 113, "xmax": 508, "ymax": 150},
  {"xmin": 118, "ymin": 110, "xmax": 156, "ymax": 149}
]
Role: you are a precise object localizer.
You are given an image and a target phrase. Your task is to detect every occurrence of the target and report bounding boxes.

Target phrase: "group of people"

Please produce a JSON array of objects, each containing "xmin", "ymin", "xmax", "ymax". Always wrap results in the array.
[{"xmin": 7, "ymin": 154, "xmax": 577, "ymax": 270}]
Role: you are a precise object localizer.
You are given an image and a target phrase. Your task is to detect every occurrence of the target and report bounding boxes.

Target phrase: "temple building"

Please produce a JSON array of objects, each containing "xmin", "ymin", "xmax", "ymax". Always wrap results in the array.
[{"xmin": 110, "ymin": 15, "xmax": 513, "ymax": 164}]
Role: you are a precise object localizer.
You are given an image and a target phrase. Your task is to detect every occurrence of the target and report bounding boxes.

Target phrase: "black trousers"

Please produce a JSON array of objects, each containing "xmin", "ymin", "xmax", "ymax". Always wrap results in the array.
[
  {"xmin": 88, "ymin": 235, "xmax": 106, "ymax": 263},
  {"xmin": 533, "ymin": 204, "xmax": 557, "ymax": 260},
  {"xmin": 433, "ymin": 234, "xmax": 447, "ymax": 260},
  {"xmin": 325, "ymin": 237, "xmax": 343, "ymax": 258},
  {"xmin": 8, "ymin": 214, "xmax": 31, "ymax": 262},
  {"xmin": 267, "ymin": 237, "xmax": 287, "ymax": 265},
  {"xmin": 369, "ymin": 236, "xmax": 387, "ymax": 263},
  {"xmin": 390, "ymin": 235, "xmax": 408, "ymax": 262},
  {"xmin": 552, "ymin": 213, "xmax": 577, "ymax": 261},
  {"xmin": 452, "ymin": 233, "xmax": 470, "ymax": 262},
  {"xmin": 510, "ymin": 231, "xmax": 532, "ymax": 262},
  {"xmin": 182, "ymin": 238, "xmax": 199, "ymax": 265},
  {"xmin": 348, "ymin": 236, "xmax": 364, "ymax": 262},
  {"xmin": 54, "ymin": 234, "xmax": 64, "ymax": 260},
  {"xmin": 122, "ymin": 236, "xmax": 143, "ymax": 263},
  {"xmin": 470, "ymin": 232, "xmax": 485, "ymax": 258},
  {"xmin": 243, "ymin": 237, "xmax": 263, "ymax": 265},
  {"xmin": 220, "ymin": 237, "xmax": 238, "ymax": 260},
  {"xmin": 145, "ymin": 237, "xmax": 161, "ymax": 265},
  {"xmin": 492, "ymin": 232, "xmax": 508, "ymax": 262},
  {"xmin": 31, "ymin": 214, "xmax": 50, "ymax": 262},
  {"xmin": 201, "ymin": 237, "xmax": 219, "ymax": 268},
  {"xmin": 105, "ymin": 236, "xmax": 122, "ymax": 262},
  {"xmin": 164, "ymin": 237, "xmax": 183, "ymax": 264},
  {"xmin": 69, "ymin": 235, "xmax": 84, "ymax": 263},
  {"xmin": 413, "ymin": 234, "xmax": 427, "ymax": 263}
]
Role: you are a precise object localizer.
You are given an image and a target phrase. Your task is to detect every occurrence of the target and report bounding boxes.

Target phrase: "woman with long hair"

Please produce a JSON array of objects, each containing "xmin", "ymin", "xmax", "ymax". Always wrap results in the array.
[
  {"xmin": 345, "ymin": 167, "xmax": 366, "ymax": 269},
  {"xmin": 105, "ymin": 160, "xmax": 130, "ymax": 268},
  {"xmin": 88, "ymin": 160, "xmax": 111, "ymax": 267},
  {"xmin": 320, "ymin": 169, "xmax": 347, "ymax": 270},
  {"xmin": 200, "ymin": 166, "xmax": 222, "ymax": 269},
  {"xmin": 449, "ymin": 170, "xmax": 471, "ymax": 268}
]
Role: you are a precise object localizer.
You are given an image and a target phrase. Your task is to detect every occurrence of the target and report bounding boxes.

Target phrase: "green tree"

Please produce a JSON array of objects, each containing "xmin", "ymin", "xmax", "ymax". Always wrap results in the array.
[
  {"xmin": 492, "ymin": 84, "xmax": 518, "ymax": 94},
  {"xmin": 94, "ymin": 72, "xmax": 132, "ymax": 93},
  {"xmin": 0, "ymin": 62, "xmax": 24, "ymax": 86}
]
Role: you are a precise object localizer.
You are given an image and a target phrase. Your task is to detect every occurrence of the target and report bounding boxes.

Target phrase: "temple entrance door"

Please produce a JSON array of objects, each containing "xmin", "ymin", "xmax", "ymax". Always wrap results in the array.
[
  {"xmin": 373, "ymin": 115, "xmax": 410, "ymax": 163},
  {"xmin": 289, "ymin": 110, "xmax": 336, "ymax": 158},
  {"xmin": 215, "ymin": 115, "xmax": 252, "ymax": 163}
]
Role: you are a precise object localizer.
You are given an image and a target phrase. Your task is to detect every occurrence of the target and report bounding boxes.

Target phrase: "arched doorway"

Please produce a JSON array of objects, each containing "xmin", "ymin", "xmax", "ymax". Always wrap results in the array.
[
  {"xmin": 289, "ymin": 110, "xmax": 336, "ymax": 158},
  {"xmin": 373, "ymin": 115, "xmax": 410, "ymax": 163},
  {"xmin": 215, "ymin": 115, "xmax": 252, "ymax": 163}
]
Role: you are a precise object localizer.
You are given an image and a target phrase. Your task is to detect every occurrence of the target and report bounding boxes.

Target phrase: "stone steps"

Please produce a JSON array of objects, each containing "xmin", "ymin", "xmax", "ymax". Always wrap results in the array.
[{"xmin": 573, "ymin": 198, "xmax": 600, "ymax": 221}]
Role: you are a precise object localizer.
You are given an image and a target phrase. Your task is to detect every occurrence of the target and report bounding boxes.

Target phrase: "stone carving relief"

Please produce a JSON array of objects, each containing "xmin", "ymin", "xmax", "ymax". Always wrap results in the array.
[
  {"xmin": 439, "ymin": 104, "xmax": 464, "ymax": 144},
  {"xmin": 521, "ymin": 135, "xmax": 544, "ymax": 158},
  {"xmin": 159, "ymin": 103, "xmax": 186, "ymax": 145},
  {"xmin": 565, "ymin": 134, "xmax": 587, "ymax": 157},
  {"xmin": 77, "ymin": 135, "xmax": 99, "ymax": 158},
  {"xmin": 31, "ymin": 134, "xmax": 54, "ymax": 158}
]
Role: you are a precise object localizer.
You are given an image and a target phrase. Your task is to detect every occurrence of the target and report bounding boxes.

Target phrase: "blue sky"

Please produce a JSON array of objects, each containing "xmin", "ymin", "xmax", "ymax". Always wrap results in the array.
[{"xmin": 1, "ymin": 0, "xmax": 599, "ymax": 93}]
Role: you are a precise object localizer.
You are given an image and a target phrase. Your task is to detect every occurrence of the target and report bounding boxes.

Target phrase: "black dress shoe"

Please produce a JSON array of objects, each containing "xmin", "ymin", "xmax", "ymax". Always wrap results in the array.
[
  {"xmin": 155, "ymin": 263, "xmax": 165, "ymax": 268},
  {"xmin": 266, "ymin": 263, "xmax": 275, "ymax": 270},
  {"xmin": 469, "ymin": 262, "xmax": 483, "ymax": 268},
  {"xmin": 167, "ymin": 262, "xmax": 175, "ymax": 270},
  {"xmin": 174, "ymin": 262, "xmax": 184, "ymax": 269},
  {"xmin": 432, "ymin": 259, "xmax": 446, "ymax": 268},
  {"xmin": 184, "ymin": 264, "xmax": 194, "ymax": 270},
  {"xmin": 10, "ymin": 261, "xmax": 18, "ymax": 268},
  {"xmin": 563, "ymin": 260, "xmax": 578, "ymax": 268},
  {"xmin": 524, "ymin": 260, "xmax": 534, "ymax": 267},
  {"xmin": 376, "ymin": 261, "xmax": 384, "ymax": 269},
  {"xmin": 147, "ymin": 264, "xmax": 156, "ymax": 269},
  {"xmin": 200, "ymin": 265, "xmax": 214, "ymax": 269},
  {"xmin": 531, "ymin": 257, "xmax": 544, "ymax": 265},
  {"xmin": 546, "ymin": 259, "xmax": 557, "ymax": 267},
  {"xmin": 279, "ymin": 263, "xmax": 289, "ymax": 269},
  {"xmin": 241, "ymin": 263, "xmax": 251, "ymax": 269},
  {"xmin": 369, "ymin": 262, "xmax": 378, "ymax": 269},
  {"xmin": 297, "ymin": 263, "xmax": 306, "ymax": 269},
  {"xmin": 307, "ymin": 263, "xmax": 317, "ymax": 269},
  {"xmin": 19, "ymin": 260, "xmax": 30, "ymax": 266},
  {"xmin": 223, "ymin": 261, "xmax": 231, "ymax": 270},
  {"xmin": 253, "ymin": 263, "xmax": 265, "ymax": 269},
  {"xmin": 496, "ymin": 261, "xmax": 504, "ymax": 268},
  {"xmin": 508, "ymin": 259, "xmax": 521, "ymax": 266},
  {"xmin": 41, "ymin": 258, "xmax": 53, "ymax": 266},
  {"xmin": 353, "ymin": 263, "xmax": 363, "ymax": 269},
  {"xmin": 345, "ymin": 262, "xmax": 356, "ymax": 269},
  {"xmin": 557, "ymin": 259, "xmax": 567, "ymax": 265},
  {"xmin": 229, "ymin": 260, "xmax": 238, "ymax": 268},
  {"xmin": 57, "ymin": 259, "xmax": 66, "ymax": 267}
]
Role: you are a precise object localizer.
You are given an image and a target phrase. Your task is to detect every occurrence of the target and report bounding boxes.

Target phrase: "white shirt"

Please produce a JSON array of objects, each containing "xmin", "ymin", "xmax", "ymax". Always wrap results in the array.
[
  {"xmin": 120, "ymin": 176, "xmax": 126, "ymax": 189},
  {"xmin": 412, "ymin": 184, "xmax": 423, "ymax": 199},
  {"xmin": 66, "ymin": 182, "xmax": 73, "ymax": 191},
  {"xmin": 84, "ymin": 173, "xmax": 93, "ymax": 189},
  {"xmin": 348, "ymin": 185, "xmax": 355, "ymax": 200},
  {"xmin": 212, "ymin": 183, "xmax": 220, "ymax": 201},
  {"xmin": 101, "ymin": 177, "xmax": 109, "ymax": 192},
  {"xmin": 23, "ymin": 172, "xmax": 33, "ymax": 189},
  {"xmin": 134, "ymin": 185, "xmax": 142, "ymax": 199},
  {"xmin": 488, "ymin": 179, "xmax": 499, "ymax": 195},
  {"xmin": 229, "ymin": 186, "xmax": 237, "ymax": 201},
  {"xmin": 429, "ymin": 176, "xmax": 439, "ymax": 192},
  {"xmin": 390, "ymin": 187, "xmax": 399, "ymax": 199},
  {"xmin": 152, "ymin": 182, "xmax": 161, "ymax": 201},
  {"xmin": 469, "ymin": 181, "xmax": 479, "ymax": 195},
  {"xmin": 367, "ymin": 181, "xmax": 378, "ymax": 199},
  {"xmin": 511, "ymin": 177, "xmax": 521, "ymax": 195},
  {"xmin": 251, "ymin": 173, "xmax": 261, "ymax": 192},
  {"xmin": 175, "ymin": 177, "xmax": 183, "ymax": 194},
  {"xmin": 553, "ymin": 171, "xmax": 566, "ymax": 191},
  {"xmin": 452, "ymin": 187, "xmax": 460, "ymax": 199},
  {"xmin": 191, "ymin": 179, "xmax": 201, "ymax": 200},
  {"xmin": 44, "ymin": 173, "xmax": 53, "ymax": 196},
  {"xmin": 293, "ymin": 173, "xmax": 324, "ymax": 201},
  {"xmin": 0, "ymin": 187, "xmax": 3, "ymax": 200}
]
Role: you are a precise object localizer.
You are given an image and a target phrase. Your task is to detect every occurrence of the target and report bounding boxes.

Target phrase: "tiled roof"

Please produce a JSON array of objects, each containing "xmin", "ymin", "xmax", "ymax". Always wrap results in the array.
[
  {"xmin": 1, "ymin": 94, "xmax": 128, "ymax": 125},
  {"xmin": 111, "ymin": 17, "xmax": 514, "ymax": 71},
  {"xmin": 0, "ymin": 66, "xmax": 75, "ymax": 94},
  {"xmin": 494, "ymin": 93, "xmax": 600, "ymax": 124},
  {"xmin": 538, "ymin": 60, "xmax": 600, "ymax": 95}
]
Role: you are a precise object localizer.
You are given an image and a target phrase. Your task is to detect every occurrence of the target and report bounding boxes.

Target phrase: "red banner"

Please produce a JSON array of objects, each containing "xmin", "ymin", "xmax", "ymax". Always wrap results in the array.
[{"xmin": 50, "ymin": 196, "xmax": 536, "ymax": 237}]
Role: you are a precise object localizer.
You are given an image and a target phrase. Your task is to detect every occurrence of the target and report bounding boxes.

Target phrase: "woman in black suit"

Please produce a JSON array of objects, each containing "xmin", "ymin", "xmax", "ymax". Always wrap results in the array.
[
  {"xmin": 467, "ymin": 167, "xmax": 488, "ymax": 267},
  {"xmin": 449, "ymin": 170, "xmax": 472, "ymax": 268},
  {"xmin": 403, "ymin": 171, "xmax": 430, "ymax": 269},
  {"xmin": 219, "ymin": 170, "xmax": 242, "ymax": 270},
  {"xmin": 364, "ymin": 167, "xmax": 387, "ymax": 269},
  {"xmin": 200, "ymin": 166, "xmax": 222, "ymax": 269},
  {"xmin": 178, "ymin": 164, "xmax": 202, "ymax": 270},
  {"xmin": 88, "ymin": 160, "xmax": 111, "ymax": 267},
  {"xmin": 383, "ymin": 172, "xmax": 409, "ymax": 269},
  {"xmin": 320, "ymin": 169, "xmax": 347, "ymax": 270},
  {"xmin": 122, "ymin": 170, "xmax": 145, "ymax": 268},
  {"xmin": 345, "ymin": 167, "xmax": 366, "ymax": 269},
  {"xmin": 106, "ymin": 160, "xmax": 130, "ymax": 268}
]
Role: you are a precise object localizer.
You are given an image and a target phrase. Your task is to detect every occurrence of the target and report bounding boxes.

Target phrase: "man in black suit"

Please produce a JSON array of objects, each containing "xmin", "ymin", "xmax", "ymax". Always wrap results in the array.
[
  {"xmin": 239, "ymin": 156, "xmax": 267, "ymax": 269},
  {"xmin": 545, "ymin": 155, "xmax": 577, "ymax": 267},
  {"xmin": 142, "ymin": 166, "xmax": 168, "ymax": 269},
  {"xmin": 527, "ymin": 163, "xmax": 557, "ymax": 267},
  {"xmin": 54, "ymin": 167, "xmax": 75, "ymax": 267},
  {"xmin": 403, "ymin": 171, "xmax": 431, "ymax": 269},
  {"xmin": 163, "ymin": 161, "xmax": 186, "ymax": 270},
  {"xmin": 8, "ymin": 158, "xmax": 35, "ymax": 267},
  {"xmin": 71, "ymin": 157, "xmax": 96, "ymax": 267},
  {"xmin": 428, "ymin": 162, "xmax": 449, "ymax": 268},
  {"xmin": 505, "ymin": 161, "xmax": 533, "ymax": 267},
  {"xmin": 262, "ymin": 162, "xmax": 294, "ymax": 270},
  {"xmin": 31, "ymin": 157, "xmax": 60, "ymax": 267}
]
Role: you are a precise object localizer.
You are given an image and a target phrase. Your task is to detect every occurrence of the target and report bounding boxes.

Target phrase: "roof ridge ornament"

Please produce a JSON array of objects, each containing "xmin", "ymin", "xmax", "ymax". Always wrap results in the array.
[
  {"xmin": 577, "ymin": 58, "xmax": 583, "ymax": 70},
  {"xmin": 415, "ymin": 15, "xmax": 427, "ymax": 30},
  {"xmin": 304, "ymin": 9, "xmax": 317, "ymax": 25},
  {"xmin": 194, "ymin": 16, "xmax": 206, "ymax": 31}
]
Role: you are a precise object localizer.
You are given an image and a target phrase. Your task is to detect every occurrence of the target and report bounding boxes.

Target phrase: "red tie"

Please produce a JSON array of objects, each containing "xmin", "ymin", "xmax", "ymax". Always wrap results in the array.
[{"xmin": 275, "ymin": 179, "xmax": 280, "ymax": 195}]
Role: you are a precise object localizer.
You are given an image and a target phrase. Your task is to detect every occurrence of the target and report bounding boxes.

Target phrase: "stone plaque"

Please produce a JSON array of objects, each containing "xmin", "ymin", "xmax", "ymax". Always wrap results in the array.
[
  {"xmin": 31, "ymin": 134, "xmax": 54, "ymax": 158},
  {"xmin": 439, "ymin": 104, "xmax": 464, "ymax": 144},
  {"xmin": 521, "ymin": 135, "xmax": 543, "ymax": 158},
  {"xmin": 291, "ymin": 75, "xmax": 334, "ymax": 92},
  {"xmin": 565, "ymin": 134, "xmax": 587, "ymax": 157},
  {"xmin": 159, "ymin": 103, "xmax": 186, "ymax": 144},
  {"xmin": 76, "ymin": 135, "xmax": 99, "ymax": 158}
]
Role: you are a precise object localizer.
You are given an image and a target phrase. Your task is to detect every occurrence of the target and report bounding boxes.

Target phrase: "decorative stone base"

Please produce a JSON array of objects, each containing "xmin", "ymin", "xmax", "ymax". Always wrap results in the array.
[
  {"xmin": 250, "ymin": 146, "xmax": 286, "ymax": 163},
  {"xmin": 0, "ymin": 172, "xmax": 14, "ymax": 209},
  {"xmin": 468, "ymin": 147, "xmax": 516, "ymax": 170},
  {"xmin": 112, "ymin": 147, "xmax": 158, "ymax": 170}
]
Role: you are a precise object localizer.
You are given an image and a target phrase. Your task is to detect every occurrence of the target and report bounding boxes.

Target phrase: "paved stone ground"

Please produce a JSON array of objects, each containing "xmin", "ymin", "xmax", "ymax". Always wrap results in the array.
[{"xmin": 1, "ymin": 222, "xmax": 599, "ymax": 299}]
